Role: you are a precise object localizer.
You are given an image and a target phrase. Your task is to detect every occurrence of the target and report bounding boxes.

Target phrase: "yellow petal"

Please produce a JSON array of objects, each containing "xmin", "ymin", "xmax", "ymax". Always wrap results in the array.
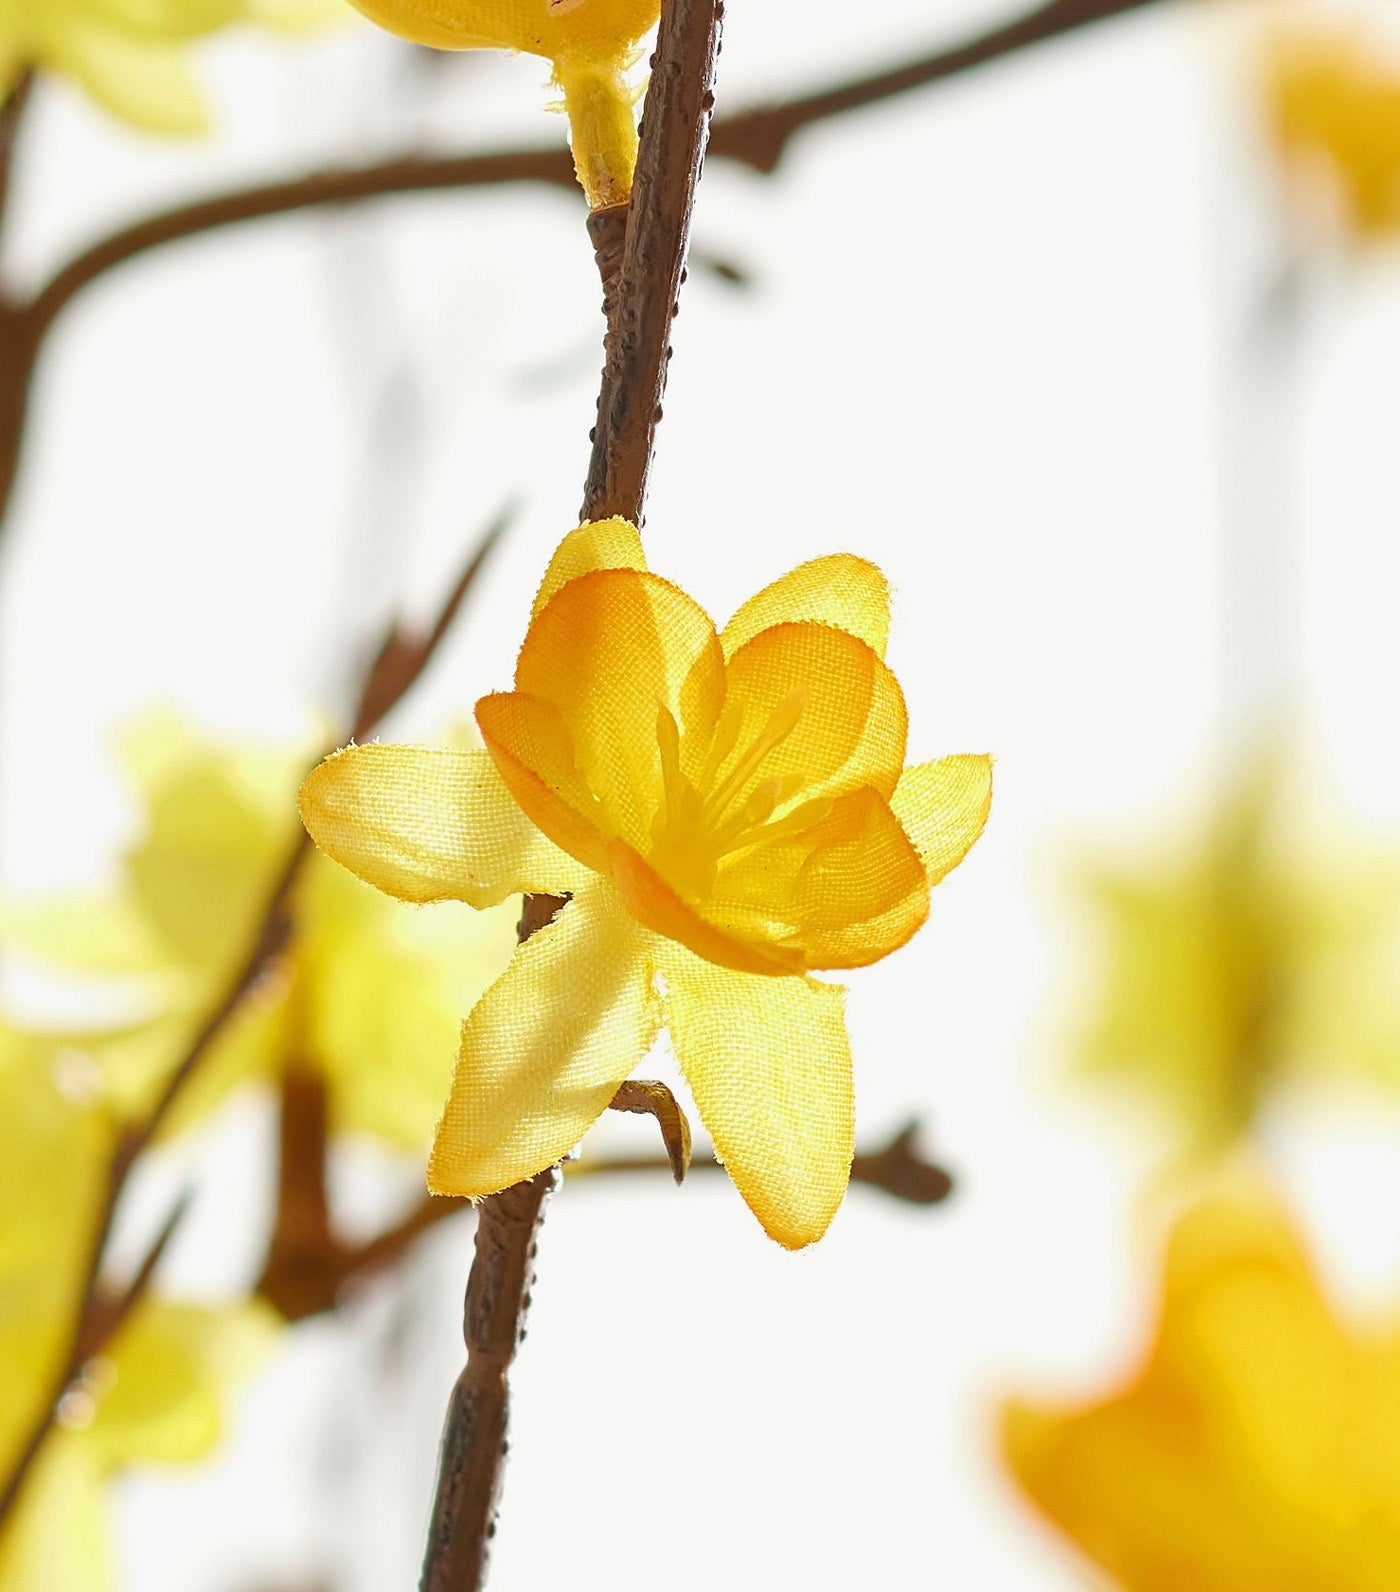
[
  {"xmin": 86, "ymin": 0, "xmax": 242, "ymax": 40},
  {"xmin": 90, "ymin": 1299, "xmax": 277, "ymax": 1469},
  {"xmin": 721, "ymin": 622, "xmax": 907, "ymax": 803},
  {"xmin": 475, "ymin": 692, "xmax": 612, "ymax": 874},
  {"xmin": 721, "ymin": 554, "xmax": 890, "ymax": 660},
  {"xmin": 244, "ymin": 0, "xmax": 349, "ymax": 29},
  {"xmin": 612, "ymin": 842, "xmax": 805, "ymax": 976},
  {"xmin": 342, "ymin": 0, "xmax": 659, "ymax": 60},
  {"xmin": 428, "ymin": 881, "xmax": 660, "ymax": 1197},
  {"xmin": 532, "ymin": 517, "xmax": 646, "ymax": 618},
  {"xmin": 299, "ymin": 860, "xmax": 517, "ymax": 1150},
  {"xmin": 299, "ymin": 744, "xmax": 588, "ymax": 907},
  {"xmin": 514, "ymin": 569, "xmax": 725, "ymax": 850},
  {"xmin": 45, "ymin": 22, "xmax": 210, "ymax": 135},
  {"xmin": 657, "ymin": 940, "xmax": 853, "ymax": 1249},
  {"xmin": 0, "ymin": 1444, "xmax": 110, "ymax": 1592},
  {"xmin": 0, "ymin": 893, "xmax": 168, "ymax": 976},
  {"xmin": 787, "ymin": 789, "xmax": 929, "ymax": 968},
  {"xmin": 1001, "ymin": 1175, "xmax": 1400, "ymax": 1590},
  {"xmin": 706, "ymin": 788, "xmax": 928, "ymax": 971},
  {"xmin": 890, "ymin": 755, "xmax": 993, "ymax": 885}
]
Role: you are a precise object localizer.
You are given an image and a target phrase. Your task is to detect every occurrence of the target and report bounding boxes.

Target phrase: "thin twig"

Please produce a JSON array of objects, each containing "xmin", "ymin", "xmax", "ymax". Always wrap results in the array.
[
  {"xmin": 571, "ymin": 1119, "xmax": 955, "ymax": 1206},
  {"xmin": 21, "ymin": 0, "xmax": 1155, "ymax": 359},
  {"xmin": 0, "ymin": 0, "xmax": 1157, "ymax": 537},
  {"xmin": 0, "ymin": 514, "xmax": 504, "ymax": 1537}
]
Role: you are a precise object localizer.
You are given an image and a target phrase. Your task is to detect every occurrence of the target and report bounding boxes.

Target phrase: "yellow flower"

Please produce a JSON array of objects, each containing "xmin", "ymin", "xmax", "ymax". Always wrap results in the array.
[
  {"xmin": 1261, "ymin": 16, "xmax": 1400, "ymax": 242},
  {"xmin": 1, "ymin": 0, "xmax": 339, "ymax": 136},
  {"xmin": 0, "ymin": 1032, "xmax": 273, "ymax": 1590},
  {"xmin": 299, "ymin": 518, "xmax": 992, "ymax": 1248},
  {"xmin": 4, "ymin": 711, "xmax": 516, "ymax": 1149},
  {"xmin": 1001, "ymin": 1172, "xmax": 1400, "ymax": 1590},
  {"xmin": 336, "ymin": 0, "xmax": 660, "ymax": 209},
  {"xmin": 1074, "ymin": 747, "xmax": 1400, "ymax": 1158}
]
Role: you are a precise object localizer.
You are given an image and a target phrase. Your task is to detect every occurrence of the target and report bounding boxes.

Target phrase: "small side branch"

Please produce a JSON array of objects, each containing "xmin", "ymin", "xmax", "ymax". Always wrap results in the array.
[{"xmin": 0, "ymin": 511, "xmax": 502, "ymax": 1537}]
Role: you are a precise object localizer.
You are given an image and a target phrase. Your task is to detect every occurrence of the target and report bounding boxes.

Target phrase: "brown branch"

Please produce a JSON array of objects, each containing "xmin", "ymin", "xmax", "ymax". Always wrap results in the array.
[
  {"xmin": 420, "ymin": 1168, "xmax": 557, "ymax": 1592},
  {"xmin": 255, "ymin": 1109, "xmax": 946, "ymax": 1325},
  {"xmin": 607, "ymin": 1080, "xmax": 692, "ymax": 1183},
  {"xmin": 420, "ymin": 5, "xmax": 724, "ymax": 1587},
  {"xmin": 705, "ymin": 0, "xmax": 1158, "ymax": 174},
  {"xmin": 0, "ymin": 507, "xmax": 502, "ymax": 1537},
  {"xmin": 0, "ymin": 0, "xmax": 1157, "ymax": 537},
  {"xmin": 580, "ymin": 0, "xmax": 721, "ymax": 521},
  {"xmin": 572, "ymin": 1119, "xmax": 955, "ymax": 1206},
  {"xmin": 20, "ymin": 0, "xmax": 1156, "ymax": 361}
]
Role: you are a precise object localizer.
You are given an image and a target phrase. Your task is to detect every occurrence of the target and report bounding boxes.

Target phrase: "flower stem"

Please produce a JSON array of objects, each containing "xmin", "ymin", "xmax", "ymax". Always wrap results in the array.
[{"xmin": 558, "ymin": 58, "xmax": 639, "ymax": 212}]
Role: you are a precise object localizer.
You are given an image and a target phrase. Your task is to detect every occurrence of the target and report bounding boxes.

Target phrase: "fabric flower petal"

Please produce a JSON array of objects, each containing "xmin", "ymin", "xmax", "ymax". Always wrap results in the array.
[
  {"xmin": 721, "ymin": 553, "xmax": 890, "ymax": 660},
  {"xmin": 342, "ymin": 0, "xmax": 659, "ymax": 60},
  {"xmin": 611, "ymin": 842, "xmax": 805, "ymax": 976},
  {"xmin": 475, "ymin": 692, "xmax": 614, "ymax": 873},
  {"xmin": 657, "ymin": 939, "xmax": 854, "ymax": 1249},
  {"xmin": 705, "ymin": 787, "xmax": 928, "ymax": 970},
  {"xmin": 89, "ymin": 1300, "xmax": 278, "ymax": 1469},
  {"xmin": 515, "ymin": 569, "xmax": 726, "ymax": 848},
  {"xmin": 87, "ymin": 0, "xmax": 242, "ymax": 40},
  {"xmin": 891, "ymin": 755, "xmax": 993, "ymax": 885},
  {"xmin": 428, "ymin": 881, "xmax": 660, "ymax": 1197},
  {"xmin": 721, "ymin": 622, "xmax": 907, "ymax": 803},
  {"xmin": 45, "ymin": 21, "xmax": 209, "ymax": 134},
  {"xmin": 532, "ymin": 516, "xmax": 647, "ymax": 617},
  {"xmin": 0, "ymin": 1444, "xmax": 110, "ymax": 1592},
  {"xmin": 299, "ymin": 744, "xmax": 588, "ymax": 907}
]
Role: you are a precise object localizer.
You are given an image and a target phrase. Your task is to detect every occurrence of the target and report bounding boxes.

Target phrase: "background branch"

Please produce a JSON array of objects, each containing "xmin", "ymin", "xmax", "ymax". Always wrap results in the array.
[
  {"xmin": 0, "ymin": 514, "xmax": 503, "ymax": 1536},
  {"xmin": 0, "ymin": 0, "xmax": 1159, "ymax": 532}
]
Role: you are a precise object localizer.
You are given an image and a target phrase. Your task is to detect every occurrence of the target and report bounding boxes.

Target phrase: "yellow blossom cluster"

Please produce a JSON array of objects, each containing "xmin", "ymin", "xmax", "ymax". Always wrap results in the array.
[
  {"xmin": 1073, "ymin": 750, "xmax": 1400, "ymax": 1159},
  {"xmin": 3, "ymin": 711, "xmax": 516, "ymax": 1150}
]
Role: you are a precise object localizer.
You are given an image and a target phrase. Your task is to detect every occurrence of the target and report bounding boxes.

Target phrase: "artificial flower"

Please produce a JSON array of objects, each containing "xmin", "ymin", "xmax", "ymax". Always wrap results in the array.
[
  {"xmin": 335, "ymin": 0, "xmax": 661, "ymax": 209},
  {"xmin": 3, "ymin": 710, "xmax": 516, "ymax": 1148},
  {"xmin": 1261, "ymin": 14, "xmax": 1400, "ymax": 242},
  {"xmin": 299, "ymin": 517, "xmax": 992, "ymax": 1248},
  {"xmin": 1073, "ymin": 747, "xmax": 1400, "ymax": 1159},
  {"xmin": 1001, "ymin": 1171, "xmax": 1400, "ymax": 1590},
  {"xmin": 0, "ymin": 1031, "xmax": 273, "ymax": 1591},
  {"xmin": 1, "ymin": 0, "xmax": 340, "ymax": 135}
]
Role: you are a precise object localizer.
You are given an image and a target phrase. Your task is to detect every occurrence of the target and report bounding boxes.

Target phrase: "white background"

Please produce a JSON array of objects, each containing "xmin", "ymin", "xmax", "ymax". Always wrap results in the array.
[{"xmin": 5, "ymin": 0, "xmax": 1400, "ymax": 1585}]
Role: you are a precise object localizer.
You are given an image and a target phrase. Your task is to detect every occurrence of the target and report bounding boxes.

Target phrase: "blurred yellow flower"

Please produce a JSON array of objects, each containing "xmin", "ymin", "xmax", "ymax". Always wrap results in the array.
[
  {"xmin": 300, "ymin": 518, "xmax": 992, "ymax": 1248},
  {"xmin": 1262, "ymin": 15, "xmax": 1400, "ymax": 241},
  {"xmin": 1001, "ymin": 1173, "xmax": 1400, "ymax": 1590},
  {"xmin": 336, "ymin": 0, "xmax": 660, "ymax": 208},
  {"xmin": 4, "ymin": 711, "xmax": 516, "ymax": 1149},
  {"xmin": 0, "ymin": 1033, "xmax": 273, "ymax": 1590},
  {"xmin": 1075, "ymin": 749, "xmax": 1400, "ymax": 1158},
  {"xmin": 0, "ymin": 0, "xmax": 339, "ymax": 135}
]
